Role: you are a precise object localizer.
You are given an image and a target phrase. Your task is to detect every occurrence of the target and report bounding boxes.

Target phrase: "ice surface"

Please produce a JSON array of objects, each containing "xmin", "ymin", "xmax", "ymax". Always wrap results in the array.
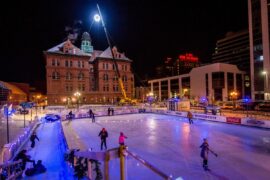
[
  {"xmin": 23, "ymin": 122, "xmax": 74, "ymax": 179},
  {"xmin": 63, "ymin": 113, "xmax": 270, "ymax": 180}
]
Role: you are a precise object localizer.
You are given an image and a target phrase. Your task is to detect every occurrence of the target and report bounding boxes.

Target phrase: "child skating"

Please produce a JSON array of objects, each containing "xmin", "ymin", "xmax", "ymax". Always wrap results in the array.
[{"xmin": 200, "ymin": 138, "xmax": 217, "ymax": 171}]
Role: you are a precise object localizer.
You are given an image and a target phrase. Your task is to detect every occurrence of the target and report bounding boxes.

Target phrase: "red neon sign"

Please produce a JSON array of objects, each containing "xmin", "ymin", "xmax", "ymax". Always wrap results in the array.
[{"xmin": 179, "ymin": 53, "xmax": 199, "ymax": 62}]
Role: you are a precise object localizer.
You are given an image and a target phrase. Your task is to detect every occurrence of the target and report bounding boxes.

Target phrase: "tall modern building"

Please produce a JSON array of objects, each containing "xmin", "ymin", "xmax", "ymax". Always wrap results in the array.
[
  {"xmin": 212, "ymin": 30, "xmax": 250, "ymax": 72},
  {"xmin": 44, "ymin": 32, "xmax": 134, "ymax": 105},
  {"xmin": 212, "ymin": 30, "xmax": 251, "ymax": 98},
  {"xmin": 248, "ymin": 0, "xmax": 270, "ymax": 100}
]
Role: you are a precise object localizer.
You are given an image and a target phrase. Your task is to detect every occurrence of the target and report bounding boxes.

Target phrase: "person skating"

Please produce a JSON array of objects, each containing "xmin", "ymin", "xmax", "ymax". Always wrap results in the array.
[
  {"xmin": 14, "ymin": 149, "xmax": 35, "ymax": 170},
  {"xmin": 25, "ymin": 160, "xmax": 46, "ymax": 176},
  {"xmin": 92, "ymin": 113, "xmax": 95, "ymax": 123},
  {"xmin": 200, "ymin": 138, "xmax": 217, "ymax": 171},
  {"xmin": 98, "ymin": 128, "xmax": 108, "ymax": 150},
  {"xmin": 89, "ymin": 109, "xmax": 93, "ymax": 118},
  {"xmin": 119, "ymin": 132, "xmax": 128, "ymax": 146},
  {"xmin": 68, "ymin": 111, "xmax": 73, "ymax": 121},
  {"xmin": 187, "ymin": 111, "xmax": 193, "ymax": 124},
  {"xmin": 30, "ymin": 132, "xmax": 39, "ymax": 148},
  {"xmin": 108, "ymin": 107, "xmax": 111, "ymax": 116},
  {"xmin": 111, "ymin": 108, "xmax": 114, "ymax": 116}
]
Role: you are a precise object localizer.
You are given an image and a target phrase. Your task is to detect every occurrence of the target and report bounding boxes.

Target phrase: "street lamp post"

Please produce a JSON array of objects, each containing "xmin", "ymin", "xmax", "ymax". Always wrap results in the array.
[
  {"xmin": 262, "ymin": 71, "xmax": 269, "ymax": 100},
  {"xmin": 74, "ymin": 92, "xmax": 81, "ymax": 109},
  {"xmin": 4, "ymin": 106, "xmax": 10, "ymax": 143},
  {"xmin": 230, "ymin": 91, "xmax": 238, "ymax": 110}
]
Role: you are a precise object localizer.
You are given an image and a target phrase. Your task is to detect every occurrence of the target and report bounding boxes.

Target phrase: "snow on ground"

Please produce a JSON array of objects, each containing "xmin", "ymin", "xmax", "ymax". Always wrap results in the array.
[{"xmin": 63, "ymin": 113, "xmax": 270, "ymax": 180}]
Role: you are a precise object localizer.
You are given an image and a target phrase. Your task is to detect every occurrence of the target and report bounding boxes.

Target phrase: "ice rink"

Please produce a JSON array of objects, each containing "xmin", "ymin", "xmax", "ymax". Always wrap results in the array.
[{"xmin": 62, "ymin": 113, "xmax": 270, "ymax": 180}]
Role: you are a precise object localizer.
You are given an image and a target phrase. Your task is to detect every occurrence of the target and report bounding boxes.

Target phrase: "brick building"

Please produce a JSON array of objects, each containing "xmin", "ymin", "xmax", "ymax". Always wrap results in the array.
[{"xmin": 44, "ymin": 32, "xmax": 134, "ymax": 105}]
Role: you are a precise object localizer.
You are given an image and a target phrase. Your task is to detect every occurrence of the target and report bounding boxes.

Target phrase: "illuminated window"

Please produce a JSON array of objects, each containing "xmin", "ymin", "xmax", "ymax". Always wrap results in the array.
[
  {"xmin": 78, "ymin": 72, "xmax": 84, "ymax": 80},
  {"xmin": 52, "ymin": 72, "xmax": 60, "ymax": 80},
  {"xmin": 66, "ymin": 72, "xmax": 72, "ymax": 80},
  {"xmin": 103, "ymin": 74, "xmax": 109, "ymax": 81}
]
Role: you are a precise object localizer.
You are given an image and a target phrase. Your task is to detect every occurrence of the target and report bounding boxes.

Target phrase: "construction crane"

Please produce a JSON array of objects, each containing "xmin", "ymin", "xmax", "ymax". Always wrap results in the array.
[{"xmin": 97, "ymin": 4, "xmax": 136, "ymax": 105}]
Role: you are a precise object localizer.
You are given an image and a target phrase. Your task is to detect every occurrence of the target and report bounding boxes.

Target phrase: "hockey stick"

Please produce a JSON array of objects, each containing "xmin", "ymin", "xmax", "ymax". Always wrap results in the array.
[{"xmin": 209, "ymin": 149, "xmax": 218, "ymax": 157}]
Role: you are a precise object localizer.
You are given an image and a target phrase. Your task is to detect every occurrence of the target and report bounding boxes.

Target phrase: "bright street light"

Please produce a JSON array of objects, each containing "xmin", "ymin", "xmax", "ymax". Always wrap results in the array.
[
  {"xmin": 262, "ymin": 70, "xmax": 269, "ymax": 99},
  {"xmin": 74, "ymin": 92, "xmax": 81, "ymax": 109},
  {"xmin": 94, "ymin": 14, "xmax": 101, "ymax": 22}
]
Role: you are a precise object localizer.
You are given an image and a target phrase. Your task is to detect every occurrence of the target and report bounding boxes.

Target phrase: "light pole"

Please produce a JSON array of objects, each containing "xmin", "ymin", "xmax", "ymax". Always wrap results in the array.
[
  {"xmin": 262, "ymin": 71, "xmax": 269, "ymax": 100},
  {"xmin": 4, "ymin": 106, "xmax": 10, "ymax": 143},
  {"xmin": 230, "ymin": 91, "xmax": 238, "ymax": 110},
  {"xmin": 74, "ymin": 92, "xmax": 81, "ymax": 109}
]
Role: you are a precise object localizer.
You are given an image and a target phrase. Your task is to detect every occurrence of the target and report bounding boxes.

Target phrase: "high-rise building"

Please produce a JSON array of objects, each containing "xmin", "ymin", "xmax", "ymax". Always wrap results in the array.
[
  {"xmin": 44, "ymin": 32, "xmax": 134, "ymax": 105},
  {"xmin": 212, "ymin": 30, "xmax": 251, "ymax": 98},
  {"xmin": 212, "ymin": 30, "xmax": 250, "ymax": 72},
  {"xmin": 248, "ymin": 0, "xmax": 270, "ymax": 100}
]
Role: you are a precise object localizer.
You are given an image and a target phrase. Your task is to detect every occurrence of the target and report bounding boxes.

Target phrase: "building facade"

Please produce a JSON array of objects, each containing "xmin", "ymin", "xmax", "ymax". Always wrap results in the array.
[
  {"xmin": 248, "ymin": 0, "xmax": 270, "ymax": 100},
  {"xmin": 44, "ymin": 32, "xmax": 134, "ymax": 105},
  {"xmin": 0, "ymin": 81, "xmax": 28, "ymax": 105},
  {"xmin": 212, "ymin": 30, "xmax": 251, "ymax": 97},
  {"xmin": 148, "ymin": 63, "xmax": 245, "ymax": 103},
  {"xmin": 212, "ymin": 30, "xmax": 250, "ymax": 72}
]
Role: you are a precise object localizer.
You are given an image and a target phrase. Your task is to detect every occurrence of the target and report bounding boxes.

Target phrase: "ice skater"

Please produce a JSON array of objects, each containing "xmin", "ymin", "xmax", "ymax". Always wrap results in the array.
[
  {"xmin": 119, "ymin": 132, "xmax": 128, "ymax": 146},
  {"xmin": 111, "ymin": 108, "xmax": 114, "ymax": 116},
  {"xmin": 92, "ymin": 113, "xmax": 95, "ymax": 123},
  {"xmin": 187, "ymin": 111, "xmax": 193, "ymax": 124},
  {"xmin": 108, "ymin": 107, "xmax": 111, "ymax": 116},
  {"xmin": 98, "ymin": 128, "xmax": 108, "ymax": 150},
  {"xmin": 30, "ymin": 132, "xmax": 39, "ymax": 148},
  {"xmin": 14, "ymin": 149, "xmax": 36, "ymax": 170},
  {"xmin": 200, "ymin": 138, "xmax": 217, "ymax": 171},
  {"xmin": 68, "ymin": 111, "xmax": 73, "ymax": 121},
  {"xmin": 89, "ymin": 109, "xmax": 93, "ymax": 118}
]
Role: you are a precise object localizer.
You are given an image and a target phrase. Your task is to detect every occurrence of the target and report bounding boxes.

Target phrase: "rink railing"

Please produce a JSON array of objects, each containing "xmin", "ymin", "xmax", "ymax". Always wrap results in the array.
[
  {"xmin": 45, "ymin": 105, "xmax": 270, "ymax": 129},
  {"xmin": 146, "ymin": 108, "xmax": 270, "ymax": 129},
  {"xmin": 0, "ymin": 116, "xmax": 40, "ymax": 164},
  {"xmin": 69, "ymin": 146, "xmax": 172, "ymax": 180}
]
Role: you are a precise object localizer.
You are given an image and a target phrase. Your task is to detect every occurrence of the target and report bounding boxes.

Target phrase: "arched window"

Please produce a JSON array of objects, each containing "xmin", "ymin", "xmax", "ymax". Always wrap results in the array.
[
  {"xmin": 78, "ymin": 72, "xmax": 84, "ymax": 80},
  {"xmin": 52, "ymin": 72, "xmax": 60, "ymax": 80},
  {"xmin": 103, "ymin": 74, "xmax": 109, "ymax": 81},
  {"xmin": 122, "ymin": 75, "xmax": 127, "ymax": 82},
  {"xmin": 66, "ymin": 72, "xmax": 72, "ymax": 80},
  {"xmin": 113, "ymin": 75, "xmax": 118, "ymax": 81}
]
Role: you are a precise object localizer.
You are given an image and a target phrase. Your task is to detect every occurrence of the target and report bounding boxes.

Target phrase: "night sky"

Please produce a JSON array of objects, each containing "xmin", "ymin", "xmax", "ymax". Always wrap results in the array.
[{"xmin": 1, "ymin": 0, "xmax": 248, "ymax": 90}]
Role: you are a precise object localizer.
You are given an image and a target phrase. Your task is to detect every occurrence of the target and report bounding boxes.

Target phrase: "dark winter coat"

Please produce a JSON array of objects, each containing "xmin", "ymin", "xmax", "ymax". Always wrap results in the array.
[
  {"xmin": 99, "ymin": 130, "xmax": 108, "ymax": 140},
  {"xmin": 30, "ymin": 134, "xmax": 39, "ymax": 141},
  {"xmin": 200, "ymin": 142, "xmax": 209, "ymax": 159}
]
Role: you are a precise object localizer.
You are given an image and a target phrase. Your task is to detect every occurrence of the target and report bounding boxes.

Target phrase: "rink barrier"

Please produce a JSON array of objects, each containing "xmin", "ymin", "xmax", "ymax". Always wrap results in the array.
[
  {"xmin": 144, "ymin": 107, "xmax": 270, "ymax": 129},
  {"xmin": 0, "ymin": 117, "xmax": 40, "ymax": 163},
  {"xmin": 46, "ymin": 106, "xmax": 270, "ymax": 129}
]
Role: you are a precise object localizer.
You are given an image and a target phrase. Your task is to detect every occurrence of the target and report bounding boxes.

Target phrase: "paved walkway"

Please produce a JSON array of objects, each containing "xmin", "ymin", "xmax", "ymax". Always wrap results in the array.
[{"xmin": 22, "ymin": 121, "xmax": 74, "ymax": 179}]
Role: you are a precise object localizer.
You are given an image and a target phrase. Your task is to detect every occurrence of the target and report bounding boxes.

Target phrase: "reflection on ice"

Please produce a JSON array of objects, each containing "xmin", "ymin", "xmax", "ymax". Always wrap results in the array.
[{"xmin": 63, "ymin": 113, "xmax": 270, "ymax": 179}]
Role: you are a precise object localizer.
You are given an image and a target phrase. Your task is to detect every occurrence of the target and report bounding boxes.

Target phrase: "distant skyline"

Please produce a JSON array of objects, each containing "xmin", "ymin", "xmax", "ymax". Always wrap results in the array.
[{"xmin": 1, "ymin": 0, "xmax": 248, "ymax": 89}]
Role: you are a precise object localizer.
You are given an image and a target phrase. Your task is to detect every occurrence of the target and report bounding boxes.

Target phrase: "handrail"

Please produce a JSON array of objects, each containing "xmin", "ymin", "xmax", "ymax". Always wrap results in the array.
[
  {"xmin": 126, "ymin": 150, "xmax": 172, "ymax": 180},
  {"xmin": 0, "ymin": 160, "xmax": 23, "ymax": 179}
]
